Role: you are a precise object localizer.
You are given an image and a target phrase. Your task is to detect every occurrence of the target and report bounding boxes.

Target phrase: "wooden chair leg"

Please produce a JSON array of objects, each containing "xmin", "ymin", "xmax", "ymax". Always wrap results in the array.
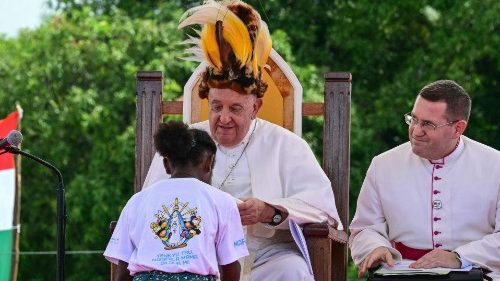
[{"xmin": 307, "ymin": 237, "xmax": 332, "ymax": 281}]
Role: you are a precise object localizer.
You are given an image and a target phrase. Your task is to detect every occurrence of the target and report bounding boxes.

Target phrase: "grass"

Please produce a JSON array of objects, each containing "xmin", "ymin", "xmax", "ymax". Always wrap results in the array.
[{"xmin": 348, "ymin": 261, "xmax": 368, "ymax": 281}]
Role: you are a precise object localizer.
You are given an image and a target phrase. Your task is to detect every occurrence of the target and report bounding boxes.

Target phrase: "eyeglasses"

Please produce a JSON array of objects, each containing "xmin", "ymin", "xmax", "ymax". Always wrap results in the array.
[{"xmin": 404, "ymin": 113, "xmax": 458, "ymax": 131}]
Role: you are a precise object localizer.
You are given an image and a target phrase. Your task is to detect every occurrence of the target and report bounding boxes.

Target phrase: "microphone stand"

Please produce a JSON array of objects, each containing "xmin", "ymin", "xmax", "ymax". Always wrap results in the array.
[{"xmin": 6, "ymin": 146, "xmax": 66, "ymax": 281}]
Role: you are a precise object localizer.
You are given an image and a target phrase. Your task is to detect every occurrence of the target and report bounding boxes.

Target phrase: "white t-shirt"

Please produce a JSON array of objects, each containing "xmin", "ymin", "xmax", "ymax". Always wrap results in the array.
[{"xmin": 104, "ymin": 178, "xmax": 248, "ymax": 277}]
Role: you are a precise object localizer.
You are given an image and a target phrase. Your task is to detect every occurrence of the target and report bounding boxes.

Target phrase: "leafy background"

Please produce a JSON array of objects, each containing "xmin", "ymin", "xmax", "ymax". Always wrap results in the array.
[{"xmin": 0, "ymin": 0, "xmax": 498, "ymax": 280}]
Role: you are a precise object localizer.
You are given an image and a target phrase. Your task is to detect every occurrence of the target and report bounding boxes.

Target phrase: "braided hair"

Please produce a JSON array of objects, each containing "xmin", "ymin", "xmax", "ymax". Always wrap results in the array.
[{"xmin": 154, "ymin": 121, "xmax": 216, "ymax": 168}]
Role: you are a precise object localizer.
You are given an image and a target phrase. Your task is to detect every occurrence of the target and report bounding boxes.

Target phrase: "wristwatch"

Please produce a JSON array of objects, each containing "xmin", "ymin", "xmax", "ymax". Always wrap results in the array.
[{"xmin": 270, "ymin": 208, "xmax": 283, "ymax": 226}]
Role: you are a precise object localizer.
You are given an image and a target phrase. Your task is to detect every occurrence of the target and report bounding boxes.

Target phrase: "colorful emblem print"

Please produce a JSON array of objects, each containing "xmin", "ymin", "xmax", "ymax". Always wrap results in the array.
[{"xmin": 150, "ymin": 198, "xmax": 202, "ymax": 250}]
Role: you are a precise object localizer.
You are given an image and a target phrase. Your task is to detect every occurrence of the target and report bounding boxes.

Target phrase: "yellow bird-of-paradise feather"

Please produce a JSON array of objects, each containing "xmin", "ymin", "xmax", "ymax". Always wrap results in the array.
[
  {"xmin": 253, "ymin": 55, "xmax": 260, "ymax": 77},
  {"xmin": 219, "ymin": 10, "xmax": 252, "ymax": 65},
  {"xmin": 179, "ymin": 3, "xmax": 252, "ymax": 68},
  {"xmin": 255, "ymin": 20, "xmax": 272, "ymax": 66},
  {"xmin": 201, "ymin": 24, "xmax": 222, "ymax": 70}
]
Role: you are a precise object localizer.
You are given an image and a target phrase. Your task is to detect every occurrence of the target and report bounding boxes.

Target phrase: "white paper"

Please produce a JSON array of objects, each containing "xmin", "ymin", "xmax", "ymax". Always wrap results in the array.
[
  {"xmin": 375, "ymin": 260, "xmax": 473, "ymax": 276},
  {"xmin": 289, "ymin": 220, "xmax": 314, "ymax": 275}
]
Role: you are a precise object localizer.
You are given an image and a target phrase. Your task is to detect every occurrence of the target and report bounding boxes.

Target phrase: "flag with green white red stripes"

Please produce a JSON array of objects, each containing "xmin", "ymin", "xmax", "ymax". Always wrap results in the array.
[{"xmin": 0, "ymin": 111, "xmax": 20, "ymax": 281}]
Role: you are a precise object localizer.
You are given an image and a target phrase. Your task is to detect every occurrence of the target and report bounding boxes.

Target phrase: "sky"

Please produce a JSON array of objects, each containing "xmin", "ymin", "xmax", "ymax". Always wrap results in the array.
[{"xmin": 0, "ymin": 0, "xmax": 48, "ymax": 37}]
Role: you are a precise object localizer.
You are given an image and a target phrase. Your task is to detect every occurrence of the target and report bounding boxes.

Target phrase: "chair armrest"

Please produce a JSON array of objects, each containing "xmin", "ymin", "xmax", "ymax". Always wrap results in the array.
[
  {"xmin": 303, "ymin": 222, "xmax": 347, "ymax": 281},
  {"xmin": 303, "ymin": 223, "xmax": 348, "ymax": 244}
]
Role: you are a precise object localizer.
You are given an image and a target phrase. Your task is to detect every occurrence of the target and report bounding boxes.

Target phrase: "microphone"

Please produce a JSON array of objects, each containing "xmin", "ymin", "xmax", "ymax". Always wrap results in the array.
[
  {"xmin": 1, "ymin": 130, "xmax": 65, "ymax": 281},
  {"xmin": 0, "ymin": 130, "xmax": 23, "ymax": 149}
]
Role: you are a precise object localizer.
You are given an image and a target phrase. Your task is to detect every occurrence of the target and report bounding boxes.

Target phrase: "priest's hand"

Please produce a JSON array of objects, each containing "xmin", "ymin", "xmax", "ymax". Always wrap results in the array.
[
  {"xmin": 358, "ymin": 246, "xmax": 394, "ymax": 278},
  {"xmin": 238, "ymin": 198, "xmax": 274, "ymax": 225},
  {"xmin": 409, "ymin": 249, "xmax": 461, "ymax": 269}
]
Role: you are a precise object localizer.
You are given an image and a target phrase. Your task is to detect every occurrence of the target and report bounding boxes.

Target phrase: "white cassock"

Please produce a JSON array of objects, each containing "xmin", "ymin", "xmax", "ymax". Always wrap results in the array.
[
  {"xmin": 349, "ymin": 136, "xmax": 500, "ymax": 279},
  {"xmin": 144, "ymin": 118, "xmax": 342, "ymax": 281}
]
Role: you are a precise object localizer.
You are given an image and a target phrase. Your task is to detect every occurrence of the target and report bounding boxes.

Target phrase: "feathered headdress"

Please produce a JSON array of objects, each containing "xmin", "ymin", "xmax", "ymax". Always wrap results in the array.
[{"xmin": 178, "ymin": 0, "xmax": 272, "ymax": 98}]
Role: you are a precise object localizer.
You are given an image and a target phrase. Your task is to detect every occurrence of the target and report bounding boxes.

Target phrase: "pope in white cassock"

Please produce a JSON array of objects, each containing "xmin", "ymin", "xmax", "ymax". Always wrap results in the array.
[
  {"xmin": 142, "ymin": 1, "xmax": 342, "ymax": 280},
  {"xmin": 349, "ymin": 80, "xmax": 500, "ymax": 280}
]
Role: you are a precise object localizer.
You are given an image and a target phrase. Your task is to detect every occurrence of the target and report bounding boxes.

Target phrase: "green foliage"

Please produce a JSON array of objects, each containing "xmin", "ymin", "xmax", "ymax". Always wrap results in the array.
[
  {"xmin": 0, "ymin": 4, "xmax": 193, "ymax": 280},
  {"xmin": 1, "ymin": 0, "xmax": 499, "ymax": 280}
]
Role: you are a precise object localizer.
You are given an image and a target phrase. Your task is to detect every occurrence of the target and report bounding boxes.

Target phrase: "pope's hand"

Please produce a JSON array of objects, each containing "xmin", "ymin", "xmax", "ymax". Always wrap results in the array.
[
  {"xmin": 358, "ymin": 246, "xmax": 394, "ymax": 278},
  {"xmin": 409, "ymin": 249, "xmax": 461, "ymax": 269},
  {"xmin": 237, "ymin": 198, "xmax": 274, "ymax": 226}
]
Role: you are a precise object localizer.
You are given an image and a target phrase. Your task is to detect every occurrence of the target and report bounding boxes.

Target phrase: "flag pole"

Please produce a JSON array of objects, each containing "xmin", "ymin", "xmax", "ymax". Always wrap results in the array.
[{"xmin": 11, "ymin": 104, "xmax": 23, "ymax": 281}]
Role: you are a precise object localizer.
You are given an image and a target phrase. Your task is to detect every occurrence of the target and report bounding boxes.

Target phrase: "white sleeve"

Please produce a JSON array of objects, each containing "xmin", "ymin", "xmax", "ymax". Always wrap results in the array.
[
  {"xmin": 263, "ymin": 136, "xmax": 341, "ymax": 230},
  {"xmin": 215, "ymin": 197, "xmax": 249, "ymax": 265},
  {"xmin": 142, "ymin": 152, "xmax": 169, "ymax": 189},
  {"xmin": 348, "ymin": 160, "xmax": 402, "ymax": 265},
  {"xmin": 103, "ymin": 199, "xmax": 135, "ymax": 264},
  {"xmin": 454, "ymin": 188, "xmax": 500, "ymax": 273}
]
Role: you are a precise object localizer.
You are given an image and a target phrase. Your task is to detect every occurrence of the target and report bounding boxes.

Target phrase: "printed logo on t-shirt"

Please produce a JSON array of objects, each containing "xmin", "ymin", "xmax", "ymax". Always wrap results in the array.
[
  {"xmin": 234, "ymin": 238, "xmax": 245, "ymax": 247},
  {"xmin": 150, "ymin": 197, "xmax": 202, "ymax": 250}
]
